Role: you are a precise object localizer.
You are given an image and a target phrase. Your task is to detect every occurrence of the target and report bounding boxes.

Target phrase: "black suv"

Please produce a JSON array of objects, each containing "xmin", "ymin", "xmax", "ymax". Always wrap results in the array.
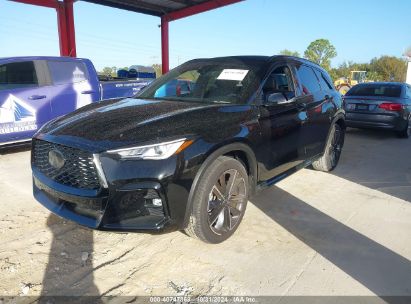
[{"xmin": 31, "ymin": 56, "xmax": 345, "ymax": 243}]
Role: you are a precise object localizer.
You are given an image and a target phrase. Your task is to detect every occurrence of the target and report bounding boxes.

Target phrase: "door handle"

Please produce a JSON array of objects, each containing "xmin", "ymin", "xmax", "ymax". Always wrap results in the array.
[
  {"xmin": 81, "ymin": 90, "xmax": 95, "ymax": 95},
  {"xmin": 29, "ymin": 95, "xmax": 46, "ymax": 100},
  {"xmin": 296, "ymin": 102, "xmax": 307, "ymax": 110}
]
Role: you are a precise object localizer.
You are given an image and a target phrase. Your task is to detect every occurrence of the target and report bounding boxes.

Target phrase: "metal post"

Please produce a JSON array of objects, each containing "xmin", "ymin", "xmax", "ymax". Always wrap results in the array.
[
  {"xmin": 56, "ymin": 2, "xmax": 69, "ymax": 56},
  {"xmin": 161, "ymin": 15, "xmax": 169, "ymax": 74},
  {"xmin": 64, "ymin": 0, "xmax": 76, "ymax": 57}
]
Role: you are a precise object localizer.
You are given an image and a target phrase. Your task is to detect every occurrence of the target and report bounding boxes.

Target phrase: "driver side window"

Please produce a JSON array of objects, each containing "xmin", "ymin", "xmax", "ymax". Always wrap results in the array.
[{"xmin": 262, "ymin": 65, "xmax": 295, "ymax": 103}]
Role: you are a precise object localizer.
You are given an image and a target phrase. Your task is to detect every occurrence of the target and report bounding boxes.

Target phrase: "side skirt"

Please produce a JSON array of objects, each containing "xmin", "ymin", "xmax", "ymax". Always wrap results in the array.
[{"xmin": 255, "ymin": 154, "xmax": 322, "ymax": 192}]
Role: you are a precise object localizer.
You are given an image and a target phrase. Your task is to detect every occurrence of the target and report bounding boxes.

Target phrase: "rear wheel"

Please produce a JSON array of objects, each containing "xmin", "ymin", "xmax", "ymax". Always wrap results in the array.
[
  {"xmin": 312, "ymin": 123, "xmax": 345, "ymax": 172},
  {"xmin": 397, "ymin": 117, "xmax": 410, "ymax": 138},
  {"xmin": 185, "ymin": 156, "xmax": 249, "ymax": 243}
]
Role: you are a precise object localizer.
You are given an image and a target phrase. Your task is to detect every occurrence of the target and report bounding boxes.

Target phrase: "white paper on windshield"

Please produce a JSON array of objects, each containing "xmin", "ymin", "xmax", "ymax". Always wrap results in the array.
[{"xmin": 217, "ymin": 69, "xmax": 249, "ymax": 81}]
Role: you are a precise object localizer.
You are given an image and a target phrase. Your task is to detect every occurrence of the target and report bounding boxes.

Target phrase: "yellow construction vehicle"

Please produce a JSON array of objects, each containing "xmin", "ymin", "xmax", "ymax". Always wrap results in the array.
[{"xmin": 334, "ymin": 71, "xmax": 369, "ymax": 95}]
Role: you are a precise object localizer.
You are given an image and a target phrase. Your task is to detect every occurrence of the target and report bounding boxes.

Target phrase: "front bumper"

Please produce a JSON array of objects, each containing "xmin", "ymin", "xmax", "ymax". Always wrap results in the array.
[
  {"xmin": 32, "ymin": 149, "xmax": 199, "ymax": 232},
  {"xmin": 33, "ymin": 170, "xmax": 172, "ymax": 232}
]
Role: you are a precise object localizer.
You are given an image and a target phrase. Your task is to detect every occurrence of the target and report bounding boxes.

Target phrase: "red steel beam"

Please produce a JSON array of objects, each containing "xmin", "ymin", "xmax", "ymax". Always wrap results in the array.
[
  {"xmin": 11, "ymin": 0, "xmax": 59, "ymax": 9},
  {"xmin": 161, "ymin": 16, "xmax": 169, "ymax": 74},
  {"xmin": 163, "ymin": 0, "xmax": 243, "ymax": 22}
]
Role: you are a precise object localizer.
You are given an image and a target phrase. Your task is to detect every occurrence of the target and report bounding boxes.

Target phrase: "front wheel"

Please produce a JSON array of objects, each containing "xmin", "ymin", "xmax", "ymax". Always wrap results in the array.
[
  {"xmin": 312, "ymin": 123, "xmax": 345, "ymax": 172},
  {"xmin": 185, "ymin": 156, "xmax": 249, "ymax": 243}
]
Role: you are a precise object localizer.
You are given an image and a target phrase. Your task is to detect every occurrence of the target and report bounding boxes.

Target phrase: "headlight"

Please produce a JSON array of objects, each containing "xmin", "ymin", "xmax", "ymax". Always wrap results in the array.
[{"xmin": 107, "ymin": 139, "xmax": 193, "ymax": 160}]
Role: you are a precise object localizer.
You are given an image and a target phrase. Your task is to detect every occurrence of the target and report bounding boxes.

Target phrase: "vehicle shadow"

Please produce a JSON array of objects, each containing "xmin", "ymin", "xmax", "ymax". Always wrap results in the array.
[
  {"xmin": 332, "ymin": 127, "xmax": 411, "ymax": 203},
  {"xmin": 40, "ymin": 213, "xmax": 101, "ymax": 300},
  {"xmin": 0, "ymin": 144, "xmax": 31, "ymax": 155},
  {"xmin": 251, "ymin": 186, "xmax": 411, "ymax": 298}
]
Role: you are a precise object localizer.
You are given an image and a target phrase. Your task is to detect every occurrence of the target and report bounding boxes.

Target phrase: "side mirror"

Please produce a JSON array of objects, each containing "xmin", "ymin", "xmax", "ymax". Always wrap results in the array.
[{"xmin": 267, "ymin": 92, "xmax": 287, "ymax": 104}]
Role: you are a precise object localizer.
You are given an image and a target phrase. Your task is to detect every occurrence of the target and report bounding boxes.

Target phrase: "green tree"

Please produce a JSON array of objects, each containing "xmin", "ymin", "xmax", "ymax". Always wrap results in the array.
[
  {"xmin": 101, "ymin": 67, "xmax": 113, "ymax": 76},
  {"xmin": 279, "ymin": 49, "xmax": 300, "ymax": 57},
  {"xmin": 369, "ymin": 56, "xmax": 407, "ymax": 82},
  {"xmin": 304, "ymin": 39, "xmax": 337, "ymax": 71}
]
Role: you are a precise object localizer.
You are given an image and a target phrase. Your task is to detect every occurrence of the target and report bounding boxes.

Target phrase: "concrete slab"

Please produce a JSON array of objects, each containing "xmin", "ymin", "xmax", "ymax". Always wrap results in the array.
[{"xmin": 0, "ymin": 128, "xmax": 410, "ymax": 298}]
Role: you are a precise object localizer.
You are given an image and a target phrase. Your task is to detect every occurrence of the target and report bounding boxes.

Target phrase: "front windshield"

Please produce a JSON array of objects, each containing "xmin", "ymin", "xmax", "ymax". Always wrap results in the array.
[{"xmin": 137, "ymin": 60, "xmax": 263, "ymax": 104}]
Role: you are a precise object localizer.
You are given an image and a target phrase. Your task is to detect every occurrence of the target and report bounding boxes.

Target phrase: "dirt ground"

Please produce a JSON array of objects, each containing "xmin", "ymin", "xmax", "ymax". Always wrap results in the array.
[{"xmin": 0, "ymin": 128, "xmax": 411, "ymax": 298}]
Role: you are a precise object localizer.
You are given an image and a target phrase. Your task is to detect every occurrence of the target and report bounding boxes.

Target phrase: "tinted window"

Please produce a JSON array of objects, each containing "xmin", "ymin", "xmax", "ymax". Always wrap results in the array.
[
  {"xmin": 139, "ymin": 62, "xmax": 262, "ymax": 104},
  {"xmin": 346, "ymin": 84, "xmax": 402, "ymax": 98},
  {"xmin": 406, "ymin": 85, "xmax": 411, "ymax": 98},
  {"xmin": 296, "ymin": 65, "xmax": 321, "ymax": 95},
  {"xmin": 321, "ymin": 72, "xmax": 334, "ymax": 90},
  {"xmin": 262, "ymin": 65, "xmax": 295, "ymax": 101},
  {"xmin": 313, "ymin": 69, "xmax": 333, "ymax": 91},
  {"xmin": 178, "ymin": 80, "xmax": 190, "ymax": 92},
  {"xmin": 48, "ymin": 60, "xmax": 89, "ymax": 85},
  {"xmin": 0, "ymin": 61, "xmax": 38, "ymax": 90}
]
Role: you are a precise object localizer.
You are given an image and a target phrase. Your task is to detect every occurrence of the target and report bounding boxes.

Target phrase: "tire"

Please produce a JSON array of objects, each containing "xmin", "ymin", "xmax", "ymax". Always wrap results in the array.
[
  {"xmin": 397, "ymin": 118, "xmax": 410, "ymax": 139},
  {"xmin": 312, "ymin": 123, "xmax": 345, "ymax": 172},
  {"xmin": 185, "ymin": 156, "xmax": 249, "ymax": 243}
]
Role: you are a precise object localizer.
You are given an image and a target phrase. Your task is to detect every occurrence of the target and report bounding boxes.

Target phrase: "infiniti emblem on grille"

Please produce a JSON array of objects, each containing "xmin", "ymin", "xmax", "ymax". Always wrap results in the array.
[{"xmin": 48, "ymin": 149, "xmax": 65, "ymax": 170}]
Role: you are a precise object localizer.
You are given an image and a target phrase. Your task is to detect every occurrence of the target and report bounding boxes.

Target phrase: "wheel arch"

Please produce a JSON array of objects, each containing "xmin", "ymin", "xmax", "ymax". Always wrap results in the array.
[
  {"xmin": 318, "ymin": 111, "xmax": 346, "ymax": 157},
  {"xmin": 182, "ymin": 141, "xmax": 258, "ymax": 228}
]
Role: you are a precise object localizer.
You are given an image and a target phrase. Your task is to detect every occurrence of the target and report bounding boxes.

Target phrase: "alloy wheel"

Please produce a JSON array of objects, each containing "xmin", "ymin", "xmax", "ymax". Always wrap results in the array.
[
  {"xmin": 207, "ymin": 169, "xmax": 247, "ymax": 235},
  {"xmin": 329, "ymin": 125, "xmax": 343, "ymax": 168}
]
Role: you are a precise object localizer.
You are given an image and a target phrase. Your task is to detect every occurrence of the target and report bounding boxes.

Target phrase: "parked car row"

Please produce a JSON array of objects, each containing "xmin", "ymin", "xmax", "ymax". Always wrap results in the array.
[{"xmin": 2, "ymin": 54, "xmax": 409, "ymax": 243}]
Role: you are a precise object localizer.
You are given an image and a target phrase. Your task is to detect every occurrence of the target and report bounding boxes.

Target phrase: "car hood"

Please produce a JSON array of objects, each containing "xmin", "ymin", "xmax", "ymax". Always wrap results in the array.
[{"xmin": 37, "ymin": 98, "xmax": 255, "ymax": 152}]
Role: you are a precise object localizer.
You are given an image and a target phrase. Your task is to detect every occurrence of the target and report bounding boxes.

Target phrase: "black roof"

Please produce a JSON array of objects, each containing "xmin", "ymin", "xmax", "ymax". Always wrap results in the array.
[
  {"xmin": 184, "ymin": 55, "xmax": 322, "ymax": 69},
  {"xmin": 81, "ymin": 0, "xmax": 222, "ymax": 17}
]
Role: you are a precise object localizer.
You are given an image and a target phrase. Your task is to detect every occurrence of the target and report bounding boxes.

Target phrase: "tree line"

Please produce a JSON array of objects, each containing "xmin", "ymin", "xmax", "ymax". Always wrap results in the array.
[
  {"xmin": 280, "ymin": 39, "xmax": 407, "ymax": 82},
  {"xmin": 99, "ymin": 39, "xmax": 408, "ymax": 82}
]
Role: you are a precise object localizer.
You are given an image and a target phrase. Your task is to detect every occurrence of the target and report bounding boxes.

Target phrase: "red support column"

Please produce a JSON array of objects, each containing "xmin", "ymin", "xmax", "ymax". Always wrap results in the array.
[
  {"xmin": 56, "ymin": 2, "xmax": 69, "ymax": 56},
  {"xmin": 56, "ymin": 0, "xmax": 76, "ymax": 57},
  {"xmin": 64, "ymin": 0, "xmax": 76, "ymax": 57},
  {"xmin": 161, "ymin": 15, "xmax": 169, "ymax": 74}
]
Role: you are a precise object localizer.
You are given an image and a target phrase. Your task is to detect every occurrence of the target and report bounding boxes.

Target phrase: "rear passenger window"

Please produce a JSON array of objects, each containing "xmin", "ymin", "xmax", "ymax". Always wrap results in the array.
[
  {"xmin": 322, "ymin": 72, "xmax": 334, "ymax": 90},
  {"xmin": 48, "ymin": 61, "xmax": 89, "ymax": 85},
  {"xmin": 295, "ymin": 65, "xmax": 321, "ymax": 95},
  {"xmin": 407, "ymin": 85, "xmax": 411, "ymax": 98},
  {"xmin": 0, "ymin": 61, "xmax": 38, "ymax": 91},
  {"xmin": 313, "ymin": 69, "xmax": 332, "ymax": 91}
]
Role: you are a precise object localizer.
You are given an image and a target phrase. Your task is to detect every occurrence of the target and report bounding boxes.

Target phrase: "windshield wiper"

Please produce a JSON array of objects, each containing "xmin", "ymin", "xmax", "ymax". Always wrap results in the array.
[{"xmin": 212, "ymin": 100, "xmax": 231, "ymax": 104}]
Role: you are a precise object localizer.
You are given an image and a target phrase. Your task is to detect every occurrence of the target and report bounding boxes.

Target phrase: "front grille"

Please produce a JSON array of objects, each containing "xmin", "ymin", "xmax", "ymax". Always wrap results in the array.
[{"xmin": 33, "ymin": 139, "xmax": 100, "ymax": 190}]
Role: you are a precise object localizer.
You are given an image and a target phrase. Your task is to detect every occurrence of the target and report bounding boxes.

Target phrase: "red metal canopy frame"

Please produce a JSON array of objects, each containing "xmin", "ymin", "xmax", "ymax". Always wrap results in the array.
[{"xmin": 11, "ymin": 0, "xmax": 243, "ymax": 74}]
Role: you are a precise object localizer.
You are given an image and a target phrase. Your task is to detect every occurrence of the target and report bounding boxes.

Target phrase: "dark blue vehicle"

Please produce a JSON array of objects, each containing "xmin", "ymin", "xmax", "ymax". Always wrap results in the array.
[{"xmin": 0, "ymin": 56, "xmax": 152, "ymax": 147}]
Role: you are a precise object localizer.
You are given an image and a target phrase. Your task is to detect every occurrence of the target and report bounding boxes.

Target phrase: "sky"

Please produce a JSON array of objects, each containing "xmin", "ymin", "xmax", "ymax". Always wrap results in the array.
[{"xmin": 0, "ymin": 0, "xmax": 410, "ymax": 71}]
